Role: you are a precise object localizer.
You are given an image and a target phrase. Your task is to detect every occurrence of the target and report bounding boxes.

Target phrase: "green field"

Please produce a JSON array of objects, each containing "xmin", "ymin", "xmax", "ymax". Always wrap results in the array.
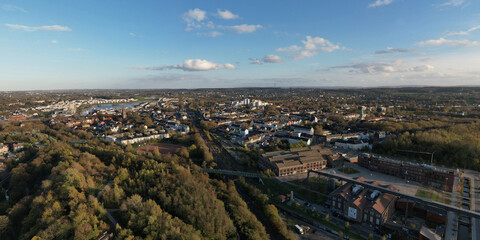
[
  {"xmin": 338, "ymin": 167, "xmax": 359, "ymax": 174},
  {"xmin": 415, "ymin": 189, "xmax": 451, "ymax": 205}
]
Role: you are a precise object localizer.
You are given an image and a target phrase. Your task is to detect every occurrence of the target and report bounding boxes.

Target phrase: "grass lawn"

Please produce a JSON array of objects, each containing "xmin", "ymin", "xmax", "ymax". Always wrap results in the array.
[
  {"xmin": 338, "ymin": 167, "xmax": 359, "ymax": 174},
  {"xmin": 415, "ymin": 189, "xmax": 451, "ymax": 205},
  {"xmin": 291, "ymin": 177, "xmax": 338, "ymax": 194},
  {"xmin": 254, "ymin": 178, "xmax": 328, "ymax": 205}
]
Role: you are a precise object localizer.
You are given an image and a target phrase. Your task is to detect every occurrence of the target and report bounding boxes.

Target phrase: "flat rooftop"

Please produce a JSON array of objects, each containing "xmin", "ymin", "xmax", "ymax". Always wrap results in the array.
[{"xmin": 262, "ymin": 146, "xmax": 336, "ymax": 168}]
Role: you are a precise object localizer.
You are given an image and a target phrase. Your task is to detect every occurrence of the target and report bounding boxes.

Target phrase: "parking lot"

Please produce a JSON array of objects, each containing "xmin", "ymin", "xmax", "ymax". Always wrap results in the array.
[{"xmin": 330, "ymin": 163, "xmax": 420, "ymax": 195}]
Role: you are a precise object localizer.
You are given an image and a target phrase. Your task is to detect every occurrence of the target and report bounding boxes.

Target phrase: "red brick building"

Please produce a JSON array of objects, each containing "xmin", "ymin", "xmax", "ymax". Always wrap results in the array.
[
  {"xmin": 358, "ymin": 154, "xmax": 455, "ymax": 192},
  {"xmin": 259, "ymin": 146, "xmax": 338, "ymax": 176},
  {"xmin": 8, "ymin": 115, "xmax": 26, "ymax": 122},
  {"xmin": 327, "ymin": 183, "xmax": 397, "ymax": 227}
]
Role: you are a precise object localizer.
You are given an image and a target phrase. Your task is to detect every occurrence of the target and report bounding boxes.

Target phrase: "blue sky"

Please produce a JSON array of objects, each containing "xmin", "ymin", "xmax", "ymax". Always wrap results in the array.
[{"xmin": 1, "ymin": 0, "xmax": 479, "ymax": 90}]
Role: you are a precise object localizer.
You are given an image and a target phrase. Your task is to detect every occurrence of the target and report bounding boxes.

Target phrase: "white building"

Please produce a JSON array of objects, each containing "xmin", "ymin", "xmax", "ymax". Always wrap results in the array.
[
  {"xmin": 334, "ymin": 139, "xmax": 369, "ymax": 150},
  {"xmin": 293, "ymin": 127, "xmax": 314, "ymax": 135}
]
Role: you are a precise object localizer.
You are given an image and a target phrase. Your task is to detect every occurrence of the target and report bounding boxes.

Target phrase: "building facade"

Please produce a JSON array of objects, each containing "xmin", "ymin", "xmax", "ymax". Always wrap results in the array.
[
  {"xmin": 327, "ymin": 183, "xmax": 397, "ymax": 228},
  {"xmin": 259, "ymin": 146, "xmax": 336, "ymax": 176},
  {"xmin": 358, "ymin": 154, "xmax": 455, "ymax": 192}
]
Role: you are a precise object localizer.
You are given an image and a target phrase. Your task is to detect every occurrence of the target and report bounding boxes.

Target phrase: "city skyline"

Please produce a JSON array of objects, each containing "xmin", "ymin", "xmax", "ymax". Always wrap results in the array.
[{"xmin": 1, "ymin": 0, "xmax": 480, "ymax": 90}]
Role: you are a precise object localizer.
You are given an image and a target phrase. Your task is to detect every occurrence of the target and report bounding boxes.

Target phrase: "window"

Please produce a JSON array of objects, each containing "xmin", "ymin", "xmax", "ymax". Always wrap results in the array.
[
  {"xmin": 376, "ymin": 218, "xmax": 380, "ymax": 225},
  {"xmin": 370, "ymin": 216, "xmax": 373, "ymax": 222}
]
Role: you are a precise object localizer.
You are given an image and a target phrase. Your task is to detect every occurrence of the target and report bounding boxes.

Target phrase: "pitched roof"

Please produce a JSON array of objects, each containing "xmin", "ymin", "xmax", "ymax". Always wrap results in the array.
[
  {"xmin": 352, "ymin": 193, "xmax": 370, "ymax": 209},
  {"xmin": 370, "ymin": 193, "xmax": 396, "ymax": 214},
  {"xmin": 356, "ymin": 177, "xmax": 367, "ymax": 182}
]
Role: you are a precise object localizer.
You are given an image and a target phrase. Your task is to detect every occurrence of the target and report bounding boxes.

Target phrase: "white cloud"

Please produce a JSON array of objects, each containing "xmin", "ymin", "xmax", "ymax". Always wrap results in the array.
[
  {"xmin": 133, "ymin": 59, "xmax": 236, "ymax": 72},
  {"xmin": 129, "ymin": 32, "xmax": 137, "ymax": 37},
  {"xmin": 51, "ymin": 40, "xmax": 58, "ymax": 44},
  {"xmin": 183, "ymin": 8, "xmax": 206, "ymax": 22},
  {"xmin": 201, "ymin": 31, "xmax": 223, "ymax": 37},
  {"xmin": 249, "ymin": 58, "xmax": 263, "ymax": 65},
  {"xmin": 294, "ymin": 50, "xmax": 318, "ymax": 60},
  {"xmin": 375, "ymin": 47, "xmax": 418, "ymax": 54},
  {"xmin": 303, "ymin": 36, "xmax": 340, "ymax": 52},
  {"xmin": 445, "ymin": 25, "xmax": 480, "ymax": 36},
  {"xmin": 262, "ymin": 55, "xmax": 283, "ymax": 63},
  {"xmin": 278, "ymin": 36, "xmax": 344, "ymax": 60},
  {"xmin": 438, "ymin": 0, "xmax": 465, "ymax": 7},
  {"xmin": 368, "ymin": 0, "xmax": 393, "ymax": 8},
  {"xmin": 183, "ymin": 9, "xmax": 258, "ymax": 35},
  {"xmin": 409, "ymin": 65, "xmax": 435, "ymax": 72},
  {"xmin": 326, "ymin": 60, "xmax": 434, "ymax": 74},
  {"xmin": 182, "ymin": 8, "xmax": 212, "ymax": 31},
  {"xmin": 217, "ymin": 9, "xmax": 239, "ymax": 20},
  {"xmin": 276, "ymin": 45, "xmax": 302, "ymax": 52},
  {"xmin": 225, "ymin": 24, "xmax": 262, "ymax": 34},
  {"xmin": 2, "ymin": 4, "xmax": 27, "ymax": 12},
  {"xmin": 5, "ymin": 24, "xmax": 71, "ymax": 32},
  {"xmin": 418, "ymin": 38, "xmax": 480, "ymax": 47}
]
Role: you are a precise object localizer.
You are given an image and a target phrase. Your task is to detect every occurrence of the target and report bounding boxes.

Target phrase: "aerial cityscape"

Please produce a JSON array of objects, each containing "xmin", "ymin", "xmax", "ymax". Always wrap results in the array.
[{"xmin": 1, "ymin": 1, "xmax": 480, "ymax": 240}]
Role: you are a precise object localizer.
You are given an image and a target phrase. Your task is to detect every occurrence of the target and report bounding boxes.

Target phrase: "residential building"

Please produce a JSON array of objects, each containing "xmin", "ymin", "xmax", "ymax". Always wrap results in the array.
[
  {"xmin": 320, "ymin": 133, "xmax": 360, "ymax": 144},
  {"xmin": 334, "ymin": 138, "xmax": 369, "ymax": 150},
  {"xmin": 0, "ymin": 144, "xmax": 8, "ymax": 154},
  {"xmin": 11, "ymin": 143, "xmax": 24, "ymax": 152},
  {"xmin": 293, "ymin": 126, "xmax": 314, "ymax": 135}
]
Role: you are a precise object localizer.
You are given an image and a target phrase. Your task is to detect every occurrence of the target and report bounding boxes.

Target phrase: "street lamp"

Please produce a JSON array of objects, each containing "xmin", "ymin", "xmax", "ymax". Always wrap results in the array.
[{"xmin": 430, "ymin": 151, "xmax": 436, "ymax": 166}]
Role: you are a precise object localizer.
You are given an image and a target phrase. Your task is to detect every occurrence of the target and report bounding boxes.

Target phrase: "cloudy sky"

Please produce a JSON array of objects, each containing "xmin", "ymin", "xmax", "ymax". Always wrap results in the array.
[{"xmin": 1, "ymin": 0, "xmax": 479, "ymax": 90}]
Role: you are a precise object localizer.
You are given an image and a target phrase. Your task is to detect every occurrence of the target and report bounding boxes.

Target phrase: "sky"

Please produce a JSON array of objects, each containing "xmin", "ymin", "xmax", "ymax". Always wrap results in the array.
[{"xmin": 1, "ymin": 0, "xmax": 480, "ymax": 90}]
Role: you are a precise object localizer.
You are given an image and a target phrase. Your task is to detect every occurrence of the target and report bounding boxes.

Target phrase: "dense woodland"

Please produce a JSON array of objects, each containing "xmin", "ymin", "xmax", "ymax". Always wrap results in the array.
[
  {"xmin": 374, "ymin": 123, "xmax": 480, "ymax": 170},
  {"xmin": 0, "ymin": 121, "xmax": 278, "ymax": 240}
]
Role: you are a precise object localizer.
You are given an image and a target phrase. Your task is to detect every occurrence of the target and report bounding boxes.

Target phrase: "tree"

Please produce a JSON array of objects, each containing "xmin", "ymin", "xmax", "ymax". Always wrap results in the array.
[
  {"xmin": 240, "ymin": 123, "xmax": 249, "ymax": 130},
  {"xmin": 200, "ymin": 121, "xmax": 217, "ymax": 130},
  {"xmin": 345, "ymin": 221, "xmax": 350, "ymax": 230},
  {"xmin": 125, "ymin": 143, "xmax": 133, "ymax": 152},
  {"xmin": 369, "ymin": 233, "xmax": 374, "ymax": 239},
  {"xmin": 0, "ymin": 215, "xmax": 9, "ymax": 238},
  {"xmin": 143, "ymin": 116, "xmax": 153, "ymax": 127},
  {"xmin": 324, "ymin": 214, "xmax": 330, "ymax": 222},
  {"xmin": 177, "ymin": 147, "xmax": 189, "ymax": 158},
  {"xmin": 103, "ymin": 184, "xmax": 126, "ymax": 208},
  {"xmin": 314, "ymin": 125, "xmax": 323, "ymax": 135}
]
